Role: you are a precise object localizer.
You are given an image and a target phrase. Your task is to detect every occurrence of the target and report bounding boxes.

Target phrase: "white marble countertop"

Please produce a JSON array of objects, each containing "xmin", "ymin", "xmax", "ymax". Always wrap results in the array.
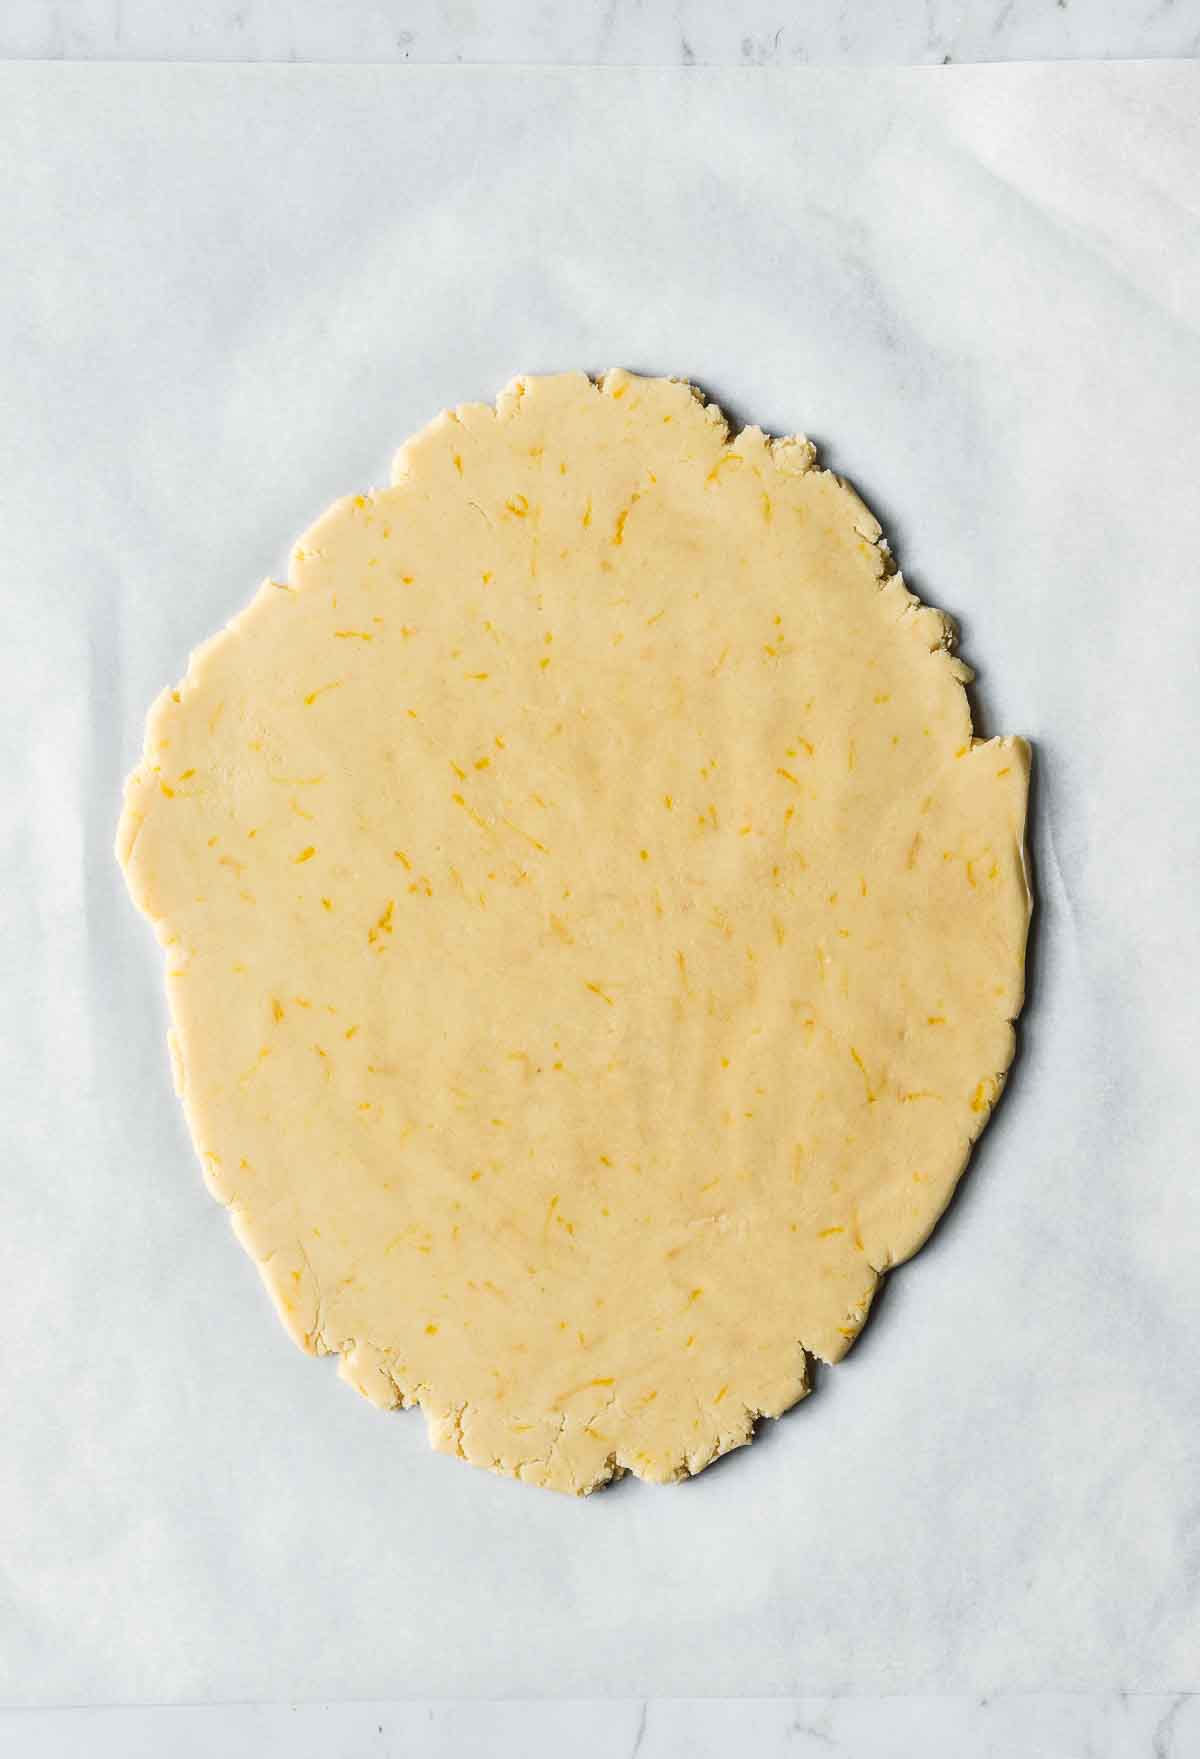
[
  {"xmin": 2, "ymin": 1694, "xmax": 1199, "ymax": 1756},
  {"xmin": 2, "ymin": 0, "xmax": 1199, "ymax": 66},
  {"xmin": 1, "ymin": 14, "xmax": 1197, "ymax": 1758}
]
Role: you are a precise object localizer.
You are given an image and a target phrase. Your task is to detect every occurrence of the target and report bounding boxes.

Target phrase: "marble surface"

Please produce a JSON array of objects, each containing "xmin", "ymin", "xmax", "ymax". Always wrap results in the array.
[
  {"xmin": 2, "ymin": 1695, "xmax": 1200, "ymax": 1756},
  {"xmin": 1, "ymin": 0, "xmax": 1200, "ymax": 66}
]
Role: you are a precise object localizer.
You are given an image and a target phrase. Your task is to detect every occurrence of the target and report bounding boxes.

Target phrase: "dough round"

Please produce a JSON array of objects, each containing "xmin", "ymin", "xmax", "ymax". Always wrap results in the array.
[{"xmin": 118, "ymin": 371, "xmax": 1030, "ymax": 1493}]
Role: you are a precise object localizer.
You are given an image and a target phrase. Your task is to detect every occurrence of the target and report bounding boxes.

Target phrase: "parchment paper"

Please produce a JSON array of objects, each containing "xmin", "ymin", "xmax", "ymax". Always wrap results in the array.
[{"xmin": 2, "ymin": 61, "xmax": 1198, "ymax": 1702}]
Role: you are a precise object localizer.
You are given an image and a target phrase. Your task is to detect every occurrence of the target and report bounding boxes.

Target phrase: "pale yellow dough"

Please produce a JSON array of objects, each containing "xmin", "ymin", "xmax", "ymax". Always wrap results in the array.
[{"xmin": 118, "ymin": 370, "xmax": 1030, "ymax": 1493}]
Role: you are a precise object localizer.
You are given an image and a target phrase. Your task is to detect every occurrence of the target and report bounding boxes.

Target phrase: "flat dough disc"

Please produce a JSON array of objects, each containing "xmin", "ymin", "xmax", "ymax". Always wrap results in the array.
[{"xmin": 118, "ymin": 371, "xmax": 1030, "ymax": 1493}]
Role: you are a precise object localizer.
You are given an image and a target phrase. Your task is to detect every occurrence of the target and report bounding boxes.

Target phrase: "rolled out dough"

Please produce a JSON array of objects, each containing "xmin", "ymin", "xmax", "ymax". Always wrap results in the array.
[{"xmin": 118, "ymin": 370, "xmax": 1030, "ymax": 1493}]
